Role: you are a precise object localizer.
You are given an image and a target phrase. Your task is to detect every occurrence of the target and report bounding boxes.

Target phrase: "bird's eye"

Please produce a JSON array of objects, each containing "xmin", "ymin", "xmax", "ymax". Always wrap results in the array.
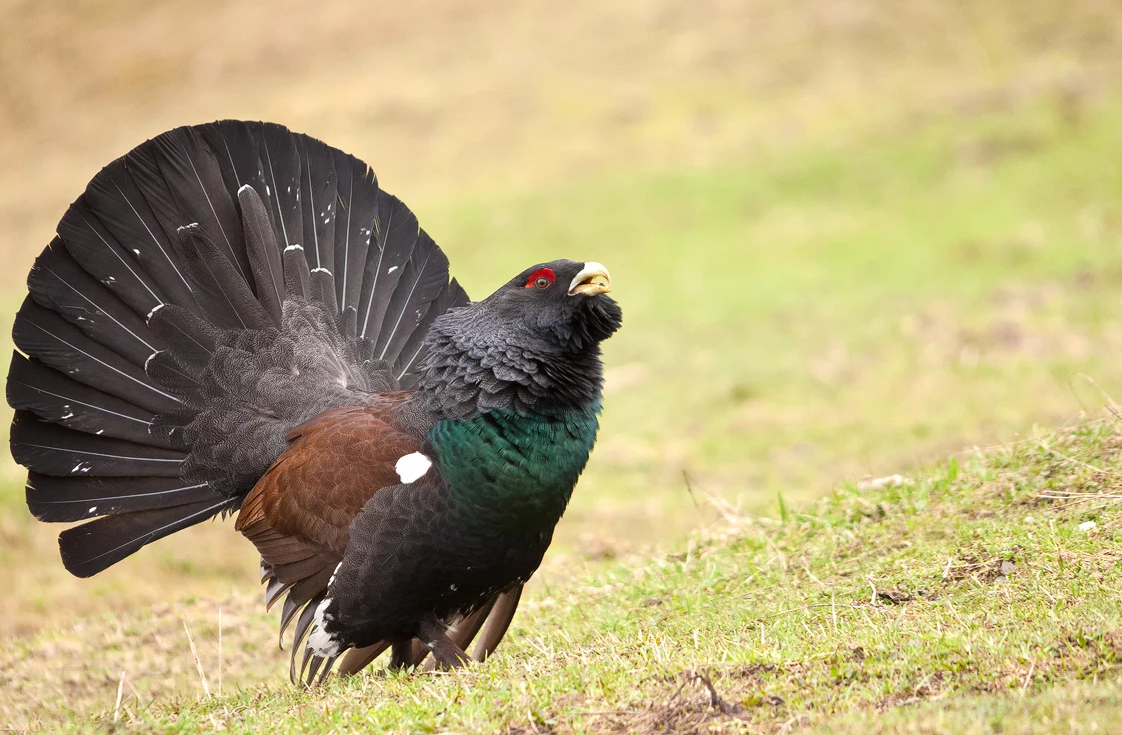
[{"xmin": 524, "ymin": 267, "xmax": 556, "ymax": 289}]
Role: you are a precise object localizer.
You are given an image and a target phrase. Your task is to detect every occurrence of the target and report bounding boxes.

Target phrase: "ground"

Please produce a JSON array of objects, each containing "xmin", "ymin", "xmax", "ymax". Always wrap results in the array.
[
  {"xmin": 1, "ymin": 0, "xmax": 1122, "ymax": 731},
  {"xmin": 5, "ymin": 413, "xmax": 1122, "ymax": 732}
]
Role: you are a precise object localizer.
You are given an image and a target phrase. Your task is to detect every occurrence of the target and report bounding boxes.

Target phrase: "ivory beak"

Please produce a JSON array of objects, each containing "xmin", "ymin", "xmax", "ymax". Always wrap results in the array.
[{"xmin": 568, "ymin": 262, "xmax": 612, "ymax": 296}]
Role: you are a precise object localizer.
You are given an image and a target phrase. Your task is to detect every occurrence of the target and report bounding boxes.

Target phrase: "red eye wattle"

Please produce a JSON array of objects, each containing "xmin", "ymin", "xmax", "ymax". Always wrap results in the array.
[{"xmin": 524, "ymin": 268, "xmax": 556, "ymax": 289}]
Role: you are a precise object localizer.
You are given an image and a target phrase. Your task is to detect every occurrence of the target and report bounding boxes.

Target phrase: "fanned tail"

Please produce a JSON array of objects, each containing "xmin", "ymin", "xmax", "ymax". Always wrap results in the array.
[{"xmin": 7, "ymin": 120, "xmax": 469, "ymax": 582}]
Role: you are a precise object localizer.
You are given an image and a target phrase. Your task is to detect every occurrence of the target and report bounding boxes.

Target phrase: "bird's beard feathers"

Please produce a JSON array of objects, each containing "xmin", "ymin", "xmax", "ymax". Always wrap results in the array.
[{"xmin": 413, "ymin": 295, "xmax": 621, "ymax": 419}]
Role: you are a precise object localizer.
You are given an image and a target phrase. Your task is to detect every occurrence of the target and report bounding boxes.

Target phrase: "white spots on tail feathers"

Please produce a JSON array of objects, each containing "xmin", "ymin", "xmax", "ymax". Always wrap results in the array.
[
  {"xmin": 395, "ymin": 452, "xmax": 432, "ymax": 484},
  {"xmin": 328, "ymin": 562, "xmax": 342, "ymax": 587},
  {"xmin": 88, "ymin": 506, "xmax": 97, "ymax": 514},
  {"xmin": 132, "ymin": 248, "xmax": 141, "ymax": 256},
  {"xmin": 387, "ymin": 265, "xmax": 398, "ymax": 274},
  {"xmin": 146, "ymin": 303, "xmax": 165, "ymax": 322},
  {"xmin": 284, "ymin": 243, "xmax": 303, "ymax": 252},
  {"xmin": 307, "ymin": 598, "xmax": 341, "ymax": 657},
  {"xmin": 96, "ymin": 430, "xmax": 104, "ymax": 435},
  {"xmin": 311, "ymin": 267, "xmax": 332, "ymax": 276},
  {"xmin": 144, "ymin": 352, "xmax": 160, "ymax": 372}
]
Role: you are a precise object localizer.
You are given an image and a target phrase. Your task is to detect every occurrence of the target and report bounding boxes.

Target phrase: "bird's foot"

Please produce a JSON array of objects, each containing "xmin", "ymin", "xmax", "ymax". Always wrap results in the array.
[{"xmin": 418, "ymin": 617, "xmax": 471, "ymax": 669}]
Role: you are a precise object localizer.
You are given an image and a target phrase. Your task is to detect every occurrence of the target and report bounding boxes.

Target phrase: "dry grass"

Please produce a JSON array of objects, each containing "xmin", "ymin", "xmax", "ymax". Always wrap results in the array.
[{"xmin": 2, "ymin": 0, "xmax": 1121, "ymax": 287}]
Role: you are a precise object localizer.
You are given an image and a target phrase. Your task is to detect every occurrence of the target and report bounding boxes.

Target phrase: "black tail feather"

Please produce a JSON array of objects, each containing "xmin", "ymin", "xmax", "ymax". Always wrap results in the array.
[
  {"xmin": 356, "ymin": 192, "xmax": 418, "ymax": 343},
  {"xmin": 13, "ymin": 297, "xmax": 181, "ymax": 415},
  {"xmin": 57, "ymin": 199, "xmax": 166, "ymax": 319},
  {"xmin": 84, "ymin": 159, "xmax": 199, "ymax": 312},
  {"xmin": 27, "ymin": 472, "xmax": 218, "ymax": 522},
  {"xmin": 257, "ymin": 124, "xmax": 305, "ymax": 254},
  {"xmin": 198, "ymin": 121, "xmax": 269, "ymax": 212},
  {"xmin": 6, "ymin": 352, "xmax": 165, "ymax": 448},
  {"xmin": 10, "ymin": 410, "xmax": 184, "ymax": 477},
  {"xmin": 331, "ymin": 153, "xmax": 378, "ymax": 314},
  {"xmin": 296, "ymin": 135, "xmax": 338, "ymax": 277},
  {"xmin": 149, "ymin": 128, "xmax": 250, "ymax": 282},
  {"xmin": 395, "ymin": 276, "xmax": 470, "ymax": 388},
  {"xmin": 28, "ymin": 238, "xmax": 159, "ymax": 367},
  {"xmin": 375, "ymin": 230, "xmax": 452, "ymax": 367},
  {"xmin": 59, "ymin": 496, "xmax": 237, "ymax": 578}
]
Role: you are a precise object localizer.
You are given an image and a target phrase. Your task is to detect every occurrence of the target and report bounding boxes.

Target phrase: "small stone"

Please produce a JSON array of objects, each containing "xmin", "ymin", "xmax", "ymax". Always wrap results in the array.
[
  {"xmin": 876, "ymin": 588, "xmax": 914, "ymax": 604},
  {"xmin": 1078, "ymin": 521, "xmax": 1097, "ymax": 532}
]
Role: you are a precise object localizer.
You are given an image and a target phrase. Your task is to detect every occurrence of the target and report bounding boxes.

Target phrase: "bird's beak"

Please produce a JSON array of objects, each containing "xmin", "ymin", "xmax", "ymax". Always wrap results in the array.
[{"xmin": 568, "ymin": 262, "xmax": 612, "ymax": 296}]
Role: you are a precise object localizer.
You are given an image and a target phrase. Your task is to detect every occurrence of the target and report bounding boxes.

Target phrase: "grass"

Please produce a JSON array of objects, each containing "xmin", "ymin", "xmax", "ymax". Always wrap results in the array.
[
  {"xmin": 5, "ymin": 415, "xmax": 1122, "ymax": 732},
  {"xmin": 5, "ymin": 0, "xmax": 1122, "ymax": 730}
]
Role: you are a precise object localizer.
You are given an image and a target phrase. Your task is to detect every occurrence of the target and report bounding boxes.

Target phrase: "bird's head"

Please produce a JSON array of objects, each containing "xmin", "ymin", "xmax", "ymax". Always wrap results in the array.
[
  {"xmin": 418, "ymin": 259, "xmax": 622, "ymax": 416},
  {"xmin": 480, "ymin": 259, "xmax": 622, "ymax": 353}
]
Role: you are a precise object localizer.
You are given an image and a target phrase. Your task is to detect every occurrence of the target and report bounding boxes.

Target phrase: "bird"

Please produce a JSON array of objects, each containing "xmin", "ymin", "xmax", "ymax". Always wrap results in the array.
[{"xmin": 5, "ymin": 120, "xmax": 621, "ymax": 685}]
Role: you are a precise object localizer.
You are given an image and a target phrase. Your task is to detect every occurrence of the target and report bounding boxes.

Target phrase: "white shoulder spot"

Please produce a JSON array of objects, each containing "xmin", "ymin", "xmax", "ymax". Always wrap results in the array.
[{"xmin": 395, "ymin": 452, "xmax": 432, "ymax": 484}]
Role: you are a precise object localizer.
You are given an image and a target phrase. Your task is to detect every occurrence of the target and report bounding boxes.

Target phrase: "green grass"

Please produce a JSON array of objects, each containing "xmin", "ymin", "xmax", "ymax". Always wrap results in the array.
[{"xmin": 6, "ymin": 416, "xmax": 1121, "ymax": 732}]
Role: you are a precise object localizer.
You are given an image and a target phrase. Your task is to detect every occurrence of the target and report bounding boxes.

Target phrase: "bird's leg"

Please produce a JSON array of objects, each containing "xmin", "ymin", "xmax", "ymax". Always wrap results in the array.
[
  {"xmin": 417, "ymin": 616, "xmax": 471, "ymax": 669},
  {"xmin": 388, "ymin": 639, "xmax": 414, "ymax": 671}
]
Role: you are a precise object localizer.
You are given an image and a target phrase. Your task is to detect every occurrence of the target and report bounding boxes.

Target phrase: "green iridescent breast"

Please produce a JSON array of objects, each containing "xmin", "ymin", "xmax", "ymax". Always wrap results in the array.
[{"xmin": 427, "ymin": 400, "xmax": 602, "ymax": 527}]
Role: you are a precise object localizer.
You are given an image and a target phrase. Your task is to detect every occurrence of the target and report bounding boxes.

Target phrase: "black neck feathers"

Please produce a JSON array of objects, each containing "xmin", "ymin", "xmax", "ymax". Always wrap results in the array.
[{"xmin": 414, "ymin": 300, "xmax": 616, "ymax": 419}]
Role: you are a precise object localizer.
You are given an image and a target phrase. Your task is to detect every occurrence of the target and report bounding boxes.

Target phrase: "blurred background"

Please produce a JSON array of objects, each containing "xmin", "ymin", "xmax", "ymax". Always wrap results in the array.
[{"xmin": 1, "ymin": 0, "xmax": 1122, "ymax": 658}]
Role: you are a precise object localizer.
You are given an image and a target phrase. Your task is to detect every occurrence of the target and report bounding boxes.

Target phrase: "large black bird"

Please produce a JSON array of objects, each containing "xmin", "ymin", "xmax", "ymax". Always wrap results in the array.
[{"xmin": 5, "ymin": 121, "xmax": 621, "ymax": 684}]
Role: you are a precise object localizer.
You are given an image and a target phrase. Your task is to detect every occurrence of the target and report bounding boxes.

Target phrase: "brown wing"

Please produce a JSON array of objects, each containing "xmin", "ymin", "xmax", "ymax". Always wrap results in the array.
[{"xmin": 234, "ymin": 398, "xmax": 418, "ymax": 648}]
